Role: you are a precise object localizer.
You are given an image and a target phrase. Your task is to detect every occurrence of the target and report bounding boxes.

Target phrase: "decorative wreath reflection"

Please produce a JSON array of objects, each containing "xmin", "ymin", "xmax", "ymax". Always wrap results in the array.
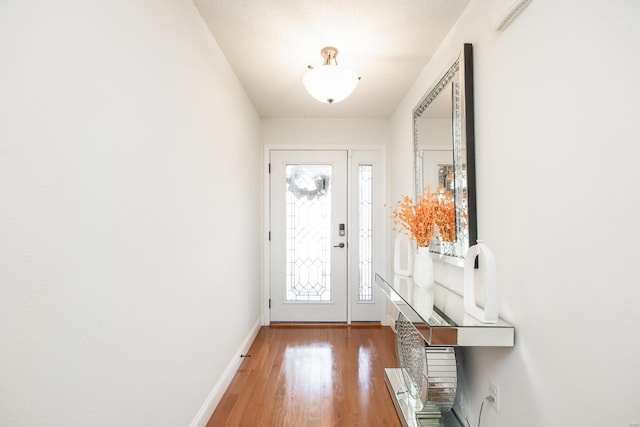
[{"xmin": 287, "ymin": 166, "xmax": 331, "ymax": 200}]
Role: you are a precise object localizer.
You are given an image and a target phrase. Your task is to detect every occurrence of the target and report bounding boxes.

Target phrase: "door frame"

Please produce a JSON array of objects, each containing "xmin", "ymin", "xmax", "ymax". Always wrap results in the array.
[{"xmin": 262, "ymin": 144, "xmax": 388, "ymax": 325}]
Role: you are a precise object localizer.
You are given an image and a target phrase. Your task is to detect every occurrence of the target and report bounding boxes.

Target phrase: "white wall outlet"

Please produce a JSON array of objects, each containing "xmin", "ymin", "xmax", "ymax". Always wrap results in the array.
[{"xmin": 489, "ymin": 381, "xmax": 500, "ymax": 411}]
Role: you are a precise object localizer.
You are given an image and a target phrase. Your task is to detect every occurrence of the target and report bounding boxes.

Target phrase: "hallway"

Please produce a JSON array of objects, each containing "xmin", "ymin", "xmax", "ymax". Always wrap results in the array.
[{"xmin": 207, "ymin": 326, "xmax": 401, "ymax": 427}]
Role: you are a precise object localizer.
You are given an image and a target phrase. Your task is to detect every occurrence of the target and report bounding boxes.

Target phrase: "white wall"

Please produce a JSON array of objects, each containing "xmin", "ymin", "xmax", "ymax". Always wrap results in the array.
[
  {"xmin": 0, "ymin": 1, "xmax": 261, "ymax": 426},
  {"xmin": 390, "ymin": 0, "xmax": 640, "ymax": 425},
  {"xmin": 261, "ymin": 118, "xmax": 390, "ymax": 147}
]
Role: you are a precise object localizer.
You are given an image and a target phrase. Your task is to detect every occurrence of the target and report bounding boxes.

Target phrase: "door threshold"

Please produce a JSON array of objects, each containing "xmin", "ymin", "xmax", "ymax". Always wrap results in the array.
[{"xmin": 269, "ymin": 321, "xmax": 382, "ymax": 329}]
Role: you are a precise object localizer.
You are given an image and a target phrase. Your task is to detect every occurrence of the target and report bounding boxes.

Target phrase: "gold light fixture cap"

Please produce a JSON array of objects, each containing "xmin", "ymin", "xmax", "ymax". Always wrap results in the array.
[{"xmin": 320, "ymin": 46, "xmax": 339, "ymax": 65}]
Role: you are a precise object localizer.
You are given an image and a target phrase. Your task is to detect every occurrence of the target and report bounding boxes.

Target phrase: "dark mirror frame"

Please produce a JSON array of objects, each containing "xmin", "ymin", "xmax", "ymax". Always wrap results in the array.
[{"xmin": 413, "ymin": 43, "xmax": 477, "ymax": 267}]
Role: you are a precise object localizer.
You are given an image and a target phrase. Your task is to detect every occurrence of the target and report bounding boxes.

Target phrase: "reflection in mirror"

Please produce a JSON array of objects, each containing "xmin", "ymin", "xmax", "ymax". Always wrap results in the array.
[{"xmin": 414, "ymin": 44, "xmax": 476, "ymax": 266}]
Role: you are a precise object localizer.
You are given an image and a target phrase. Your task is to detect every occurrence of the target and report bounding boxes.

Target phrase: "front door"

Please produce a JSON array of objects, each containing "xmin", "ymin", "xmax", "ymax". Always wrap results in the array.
[{"xmin": 269, "ymin": 150, "xmax": 348, "ymax": 322}]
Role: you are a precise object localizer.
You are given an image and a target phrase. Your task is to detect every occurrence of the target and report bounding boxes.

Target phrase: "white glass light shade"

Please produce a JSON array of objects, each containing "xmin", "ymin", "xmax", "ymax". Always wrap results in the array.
[{"xmin": 303, "ymin": 64, "xmax": 359, "ymax": 104}]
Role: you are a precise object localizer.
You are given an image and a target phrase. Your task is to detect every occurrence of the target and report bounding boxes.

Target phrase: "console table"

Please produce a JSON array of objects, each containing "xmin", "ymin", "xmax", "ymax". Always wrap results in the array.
[{"xmin": 375, "ymin": 273, "xmax": 515, "ymax": 427}]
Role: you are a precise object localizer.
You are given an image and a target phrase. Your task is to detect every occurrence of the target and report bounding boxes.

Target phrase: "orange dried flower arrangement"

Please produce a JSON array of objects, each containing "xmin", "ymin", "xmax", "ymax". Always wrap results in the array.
[{"xmin": 391, "ymin": 186, "xmax": 456, "ymax": 247}]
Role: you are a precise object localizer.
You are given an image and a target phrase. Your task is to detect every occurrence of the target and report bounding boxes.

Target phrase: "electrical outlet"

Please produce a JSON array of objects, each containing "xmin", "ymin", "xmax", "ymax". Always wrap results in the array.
[{"xmin": 489, "ymin": 381, "xmax": 500, "ymax": 411}]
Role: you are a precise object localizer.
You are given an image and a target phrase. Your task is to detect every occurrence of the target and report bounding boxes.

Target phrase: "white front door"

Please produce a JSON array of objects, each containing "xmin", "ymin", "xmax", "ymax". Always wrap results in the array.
[{"xmin": 269, "ymin": 150, "xmax": 348, "ymax": 322}]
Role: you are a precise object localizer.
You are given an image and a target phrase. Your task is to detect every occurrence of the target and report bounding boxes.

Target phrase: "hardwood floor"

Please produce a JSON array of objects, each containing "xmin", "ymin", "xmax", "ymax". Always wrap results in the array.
[{"xmin": 206, "ymin": 325, "xmax": 402, "ymax": 427}]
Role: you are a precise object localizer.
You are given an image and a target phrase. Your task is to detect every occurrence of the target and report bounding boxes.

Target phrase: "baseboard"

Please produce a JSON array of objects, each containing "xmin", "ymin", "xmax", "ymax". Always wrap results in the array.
[{"xmin": 188, "ymin": 317, "xmax": 262, "ymax": 427}]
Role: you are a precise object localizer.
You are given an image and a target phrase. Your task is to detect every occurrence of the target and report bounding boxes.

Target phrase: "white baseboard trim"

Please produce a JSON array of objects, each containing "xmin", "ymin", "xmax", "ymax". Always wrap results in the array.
[{"xmin": 188, "ymin": 317, "xmax": 262, "ymax": 427}]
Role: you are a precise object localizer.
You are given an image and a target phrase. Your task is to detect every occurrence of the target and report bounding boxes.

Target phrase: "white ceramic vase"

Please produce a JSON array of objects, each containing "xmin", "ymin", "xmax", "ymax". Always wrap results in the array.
[
  {"xmin": 393, "ymin": 234, "xmax": 415, "ymax": 276},
  {"xmin": 463, "ymin": 240, "xmax": 498, "ymax": 323},
  {"xmin": 413, "ymin": 246, "xmax": 434, "ymax": 287}
]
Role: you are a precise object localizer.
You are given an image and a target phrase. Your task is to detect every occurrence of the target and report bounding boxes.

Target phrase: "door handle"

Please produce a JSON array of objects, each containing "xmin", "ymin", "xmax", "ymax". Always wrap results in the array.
[{"xmin": 333, "ymin": 242, "xmax": 345, "ymax": 248}]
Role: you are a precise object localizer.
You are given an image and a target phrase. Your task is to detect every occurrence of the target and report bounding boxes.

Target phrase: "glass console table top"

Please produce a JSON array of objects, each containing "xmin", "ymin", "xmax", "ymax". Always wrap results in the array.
[{"xmin": 376, "ymin": 273, "xmax": 514, "ymax": 347}]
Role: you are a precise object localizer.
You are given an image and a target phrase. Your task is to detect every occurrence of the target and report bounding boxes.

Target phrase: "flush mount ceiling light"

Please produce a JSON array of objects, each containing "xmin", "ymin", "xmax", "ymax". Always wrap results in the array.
[{"xmin": 303, "ymin": 46, "xmax": 360, "ymax": 104}]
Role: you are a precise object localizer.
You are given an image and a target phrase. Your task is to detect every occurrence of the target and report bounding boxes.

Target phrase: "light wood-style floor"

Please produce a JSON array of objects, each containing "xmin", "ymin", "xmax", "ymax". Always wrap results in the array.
[{"xmin": 207, "ymin": 325, "xmax": 402, "ymax": 427}]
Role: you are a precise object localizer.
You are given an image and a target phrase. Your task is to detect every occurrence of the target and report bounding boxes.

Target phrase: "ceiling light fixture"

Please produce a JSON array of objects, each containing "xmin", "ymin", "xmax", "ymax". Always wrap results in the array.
[{"xmin": 303, "ymin": 46, "xmax": 360, "ymax": 104}]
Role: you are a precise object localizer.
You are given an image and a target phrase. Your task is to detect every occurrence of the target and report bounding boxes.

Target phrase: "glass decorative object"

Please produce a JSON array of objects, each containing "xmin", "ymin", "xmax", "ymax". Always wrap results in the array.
[{"xmin": 394, "ymin": 311, "xmax": 457, "ymax": 424}]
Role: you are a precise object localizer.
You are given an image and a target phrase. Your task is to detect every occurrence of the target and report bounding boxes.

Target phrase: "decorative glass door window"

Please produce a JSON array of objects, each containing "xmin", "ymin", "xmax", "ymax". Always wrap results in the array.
[
  {"xmin": 285, "ymin": 165, "xmax": 332, "ymax": 302},
  {"xmin": 358, "ymin": 165, "xmax": 373, "ymax": 302}
]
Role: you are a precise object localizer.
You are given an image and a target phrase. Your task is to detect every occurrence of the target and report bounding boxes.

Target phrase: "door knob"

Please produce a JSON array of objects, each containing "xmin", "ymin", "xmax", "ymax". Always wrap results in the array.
[{"xmin": 333, "ymin": 242, "xmax": 345, "ymax": 248}]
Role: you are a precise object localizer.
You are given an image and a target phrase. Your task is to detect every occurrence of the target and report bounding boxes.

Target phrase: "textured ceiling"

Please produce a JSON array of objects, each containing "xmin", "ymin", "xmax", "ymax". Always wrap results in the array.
[{"xmin": 193, "ymin": 0, "xmax": 470, "ymax": 118}]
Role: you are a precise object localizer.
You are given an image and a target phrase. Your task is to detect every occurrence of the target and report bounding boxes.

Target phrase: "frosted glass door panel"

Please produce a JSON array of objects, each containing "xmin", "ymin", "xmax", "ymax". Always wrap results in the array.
[{"xmin": 285, "ymin": 164, "xmax": 332, "ymax": 302}]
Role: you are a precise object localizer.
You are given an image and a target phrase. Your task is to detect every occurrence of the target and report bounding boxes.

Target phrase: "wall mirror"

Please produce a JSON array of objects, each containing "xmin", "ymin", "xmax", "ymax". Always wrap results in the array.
[{"xmin": 413, "ymin": 43, "xmax": 477, "ymax": 267}]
